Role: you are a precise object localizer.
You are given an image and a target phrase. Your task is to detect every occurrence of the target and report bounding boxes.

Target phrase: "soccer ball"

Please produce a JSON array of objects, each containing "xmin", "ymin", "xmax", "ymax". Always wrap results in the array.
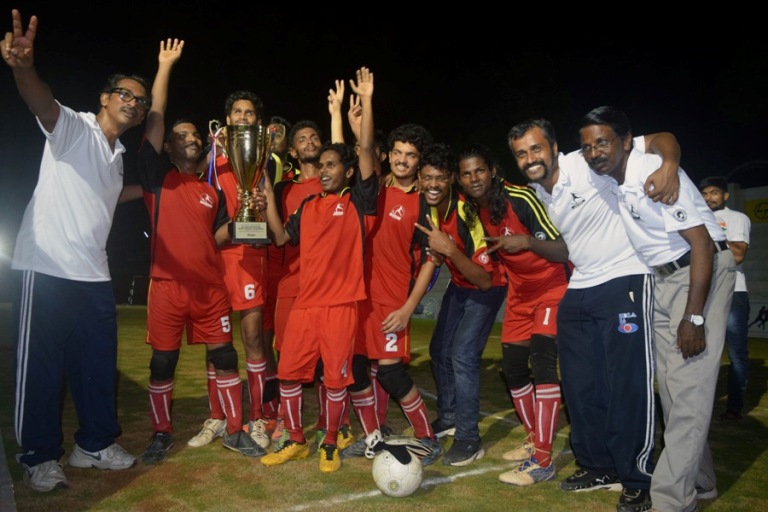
[{"xmin": 371, "ymin": 448, "xmax": 424, "ymax": 498}]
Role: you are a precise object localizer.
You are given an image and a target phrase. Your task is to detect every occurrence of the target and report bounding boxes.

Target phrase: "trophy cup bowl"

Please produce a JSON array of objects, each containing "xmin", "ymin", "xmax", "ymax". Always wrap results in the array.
[{"xmin": 226, "ymin": 124, "xmax": 284, "ymax": 244}]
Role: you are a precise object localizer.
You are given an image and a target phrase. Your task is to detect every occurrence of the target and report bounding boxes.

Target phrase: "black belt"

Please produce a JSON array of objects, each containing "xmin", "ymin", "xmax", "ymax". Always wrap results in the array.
[{"xmin": 652, "ymin": 240, "xmax": 729, "ymax": 277}]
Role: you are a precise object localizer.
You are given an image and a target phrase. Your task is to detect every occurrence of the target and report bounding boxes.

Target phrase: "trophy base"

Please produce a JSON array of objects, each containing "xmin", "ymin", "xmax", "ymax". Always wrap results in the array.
[{"xmin": 230, "ymin": 221, "xmax": 270, "ymax": 245}]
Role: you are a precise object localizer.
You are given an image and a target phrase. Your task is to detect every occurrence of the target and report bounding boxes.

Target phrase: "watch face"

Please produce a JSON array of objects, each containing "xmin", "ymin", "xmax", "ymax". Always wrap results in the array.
[{"xmin": 688, "ymin": 314, "xmax": 705, "ymax": 326}]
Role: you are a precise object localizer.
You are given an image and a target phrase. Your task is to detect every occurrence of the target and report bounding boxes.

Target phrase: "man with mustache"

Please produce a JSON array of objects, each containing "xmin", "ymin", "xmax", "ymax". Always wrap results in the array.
[
  {"xmin": 578, "ymin": 106, "xmax": 734, "ymax": 512},
  {"xmin": 5, "ymin": 9, "xmax": 146, "ymax": 491},
  {"xmin": 508, "ymin": 117, "xmax": 679, "ymax": 512},
  {"xmin": 137, "ymin": 39, "xmax": 264, "ymax": 463}
]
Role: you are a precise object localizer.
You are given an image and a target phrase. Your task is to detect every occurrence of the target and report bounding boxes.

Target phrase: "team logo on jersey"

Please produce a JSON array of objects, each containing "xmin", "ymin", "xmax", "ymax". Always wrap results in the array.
[
  {"xmin": 333, "ymin": 203, "xmax": 345, "ymax": 216},
  {"xmin": 629, "ymin": 204, "xmax": 640, "ymax": 219},
  {"xmin": 673, "ymin": 208, "xmax": 688, "ymax": 222},
  {"xmin": 479, "ymin": 253, "xmax": 490, "ymax": 264},
  {"xmin": 534, "ymin": 231, "xmax": 547, "ymax": 240},
  {"xmin": 199, "ymin": 193, "xmax": 214, "ymax": 208},
  {"xmin": 617, "ymin": 312, "xmax": 639, "ymax": 334},
  {"xmin": 501, "ymin": 227, "xmax": 514, "ymax": 236},
  {"xmin": 389, "ymin": 205, "xmax": 405, "ymax": 221},
  {"xmin": 570, "ymin": 193, "xmax": 585, "ymax": 209}
]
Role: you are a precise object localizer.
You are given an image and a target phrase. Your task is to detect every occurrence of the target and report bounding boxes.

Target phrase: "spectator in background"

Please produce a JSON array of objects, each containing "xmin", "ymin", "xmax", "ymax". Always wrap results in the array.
[{"xmin": 699, "ymin": 176, "xmax": 752, "ymax": 421}]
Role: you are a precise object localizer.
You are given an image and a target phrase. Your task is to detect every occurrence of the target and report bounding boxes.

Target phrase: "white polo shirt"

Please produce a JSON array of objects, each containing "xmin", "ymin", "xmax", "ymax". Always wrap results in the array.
[
  {"xmin": 713, "ymin": 206, "xmax": 750, "ymax": 292},
  {"xmin": 12, "ymin": 103, "xmax": 125, "ymax": 281},
  {"xmin": 530, "ymin": 144, "xmax": 648, "ymax": 289},
  {"xmin": 613, "ymin": 149, "xmax": 724, "ymax": 267}
]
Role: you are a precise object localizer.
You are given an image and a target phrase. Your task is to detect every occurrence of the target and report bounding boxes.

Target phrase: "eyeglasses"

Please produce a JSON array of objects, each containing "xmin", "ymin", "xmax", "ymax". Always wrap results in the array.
[
  {"xmin": 109, "ymin": 88, "xmax": 151, "ymax": 112},
  {"xmin": 579, "ymin": 136, "xmax": 617, "ymax": 155}
]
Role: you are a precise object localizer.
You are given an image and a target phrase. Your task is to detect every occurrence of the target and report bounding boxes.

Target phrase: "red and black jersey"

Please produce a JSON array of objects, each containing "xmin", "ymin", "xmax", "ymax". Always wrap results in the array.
[
  {"xmin": 480, "ymin": 181, "xmax": 570, "ymax": 295},
  {"xmin": 273, "ymin": 176, "xmax": 323, "ymax": 299},
  {"xmin": 365, "ymin": 181, "xmax": 430, "ymax": 309},
  {"xmin": 284, "ymin": 175, "xmax": 378, "ymax": 308},
  {"xmin": 137, "ymin": 140, "xmax": 228, "ymax": 284},
  {"xmin": 425, "ymin": 188, "xmax": 506, "ymax": 290}
]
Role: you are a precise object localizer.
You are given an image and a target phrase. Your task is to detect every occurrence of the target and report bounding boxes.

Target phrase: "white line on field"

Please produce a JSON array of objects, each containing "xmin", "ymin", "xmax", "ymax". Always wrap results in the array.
[{"xmin": 286, "ymin": 463, "xmax": 513, "ymax": 511}]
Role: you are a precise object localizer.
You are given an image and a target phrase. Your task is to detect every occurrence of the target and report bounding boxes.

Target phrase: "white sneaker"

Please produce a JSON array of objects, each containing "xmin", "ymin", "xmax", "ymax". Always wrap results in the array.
[
  {"xmin": 248, "ymin": 419, "xmax": 270, "ymax": 449},
  {"xmin": 68, "ymin": 443, "xmax": 136, "ymax": 470},
  {"xmin": 18, "ymin": 457, "xmax": 69, "ymax": 492},
  {"xmin": 502, "ymin": 440, "xmax": 535, "ymax": 462},
  {"xmin": 187, "ymin": 418, "xmax": 226, "ymax": 448}
]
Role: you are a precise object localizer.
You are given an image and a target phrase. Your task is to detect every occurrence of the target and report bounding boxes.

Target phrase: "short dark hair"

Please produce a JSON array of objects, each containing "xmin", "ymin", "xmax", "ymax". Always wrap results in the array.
[
  {"xmin": 419, "ymin": 143, "xmax": 457, "ymax": 175},
  {"xmin": 288, "ymin": 120, "xmax": 322, "ymax": 147},
  {"xmin": 699, "ymin": 176, "xmax": 728, "ymax": 192},
  {"xmin": 387, "ymin": 123, "xmax": 433, "ymax": 154},
  {"xmin": 224, "ymin": 91, "xmax": 265, "ymax": 122},
  {"xmin": 319, "ymin": 142, "xmax": 358, "ymax": 175},
  {"xmin": 577, "ymin": 106, "xmax": 632, "ymax": 142},
  {"xmin": 102, "ymin": 73, "xmax": 150, "ymax": 95},
  {"xmin": 269, "ymin": 115, "xmax": 292, "ymax": 132},
  {"xmin": 165, "ymin": 118, "xmax": 199, "ymax": 143},
  {"xmin": 508, "ymin": 118, "xmax": 557, "ymax": 148}
]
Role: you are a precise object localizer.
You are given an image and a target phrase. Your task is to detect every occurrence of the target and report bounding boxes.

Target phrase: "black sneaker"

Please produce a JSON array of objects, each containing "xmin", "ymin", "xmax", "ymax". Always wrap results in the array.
[
  {"xmin": 223, "ymin": 430, "xmax": 266, "ymax": 457},
  {"xmin": 442, "ymin": 439, "xmax": 485, "ymax": 467},
  {"xmin": 430, "ymin": 418, "xmax": 456, "ymax": 439},
  {"xmin": 616, "ymin": 487, "xmax": 652, "ymax": 512},
  {"xmin": 559, "ymin": 469, "xmax": 622, "ymax": 492},
  {"xmin": 142, "ymin": 432, "xmax": 174, "ymax": 463},
  {"xmin": 340, "ymin": 438, "xmax": 368, "ymax": 459}
]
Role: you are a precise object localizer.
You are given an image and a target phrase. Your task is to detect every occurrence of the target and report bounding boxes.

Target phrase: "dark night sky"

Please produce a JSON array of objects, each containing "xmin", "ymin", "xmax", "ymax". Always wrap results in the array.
[{"xmin": 1, "ymin": 4, "xmax": 767, "ymax": 296}]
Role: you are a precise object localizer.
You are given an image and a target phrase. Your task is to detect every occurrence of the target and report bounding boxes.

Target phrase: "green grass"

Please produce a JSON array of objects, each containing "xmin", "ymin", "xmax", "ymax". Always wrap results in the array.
[{"xmin": 2, "ymin": 303, "xmax": 767, "ymax": 511}]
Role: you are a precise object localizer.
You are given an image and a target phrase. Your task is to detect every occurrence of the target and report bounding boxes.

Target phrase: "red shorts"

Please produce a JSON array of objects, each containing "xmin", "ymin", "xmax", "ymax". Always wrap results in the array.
[
  {"xmin": 146, "ymin": 278, "xmax": 233, "ymax": 350},
  {"xmin": 501, "ymin": 282, "xmax": 567, "ymax": 343},
  {"xmin": 273, "ymin": 295, "xmax": 296, "ymax": 353},
  {"xmin": 360, "ymin": 299, "xmax": 412, "ymax": 363},
  {"xmin": 277, "ymin": 303, "xmax": 357, "ymax": 388},
  {"xmin": 221, "ymin": 248, "xmax": 266, "ymax": 311},
  {"xmin": 263, "ymin": 247, "xmax": 285, "ymax": 332}
]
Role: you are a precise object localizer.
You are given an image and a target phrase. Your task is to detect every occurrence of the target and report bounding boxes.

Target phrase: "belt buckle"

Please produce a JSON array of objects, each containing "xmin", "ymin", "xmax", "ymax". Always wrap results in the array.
[{"xmin": 654, "ymin": 263, "xmax": 674, "ymax": 278}]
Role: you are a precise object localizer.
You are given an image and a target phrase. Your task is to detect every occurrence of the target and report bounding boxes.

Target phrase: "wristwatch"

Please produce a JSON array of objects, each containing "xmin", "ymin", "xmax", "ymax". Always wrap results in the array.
[{"xmin": 682, "ymin": 314, "xmax": 705, "ymax": 326}]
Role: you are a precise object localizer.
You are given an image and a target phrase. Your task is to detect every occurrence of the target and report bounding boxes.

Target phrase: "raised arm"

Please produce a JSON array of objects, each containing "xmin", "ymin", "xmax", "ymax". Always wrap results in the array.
[
  {"xmin": 349, "ymin": 67, "xmax": 374, "ymax": 182},
  {"xmin": 328, "ymin": 79, "xmax": 345, "ymax": 143},
  {"xmin": 643, "ymin": 132, "xmax": 681, "ymax": 204},
  {"xmin": 144, "ymin": 38, "xmax": 184, "ymax": 152},
  {"xmin": 3, "ymin": 10, "xmax": 59, "ymax": 132}
]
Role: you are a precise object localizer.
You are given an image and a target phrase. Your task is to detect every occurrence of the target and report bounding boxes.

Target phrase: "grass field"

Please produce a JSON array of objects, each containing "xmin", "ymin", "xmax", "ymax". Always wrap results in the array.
[{"xmin": 1, "ymin": 303, "xmax": 767, "ymax": 511}]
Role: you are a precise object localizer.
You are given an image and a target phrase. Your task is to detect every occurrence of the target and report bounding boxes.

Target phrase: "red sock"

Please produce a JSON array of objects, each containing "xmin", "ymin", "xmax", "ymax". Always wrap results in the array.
[
  {"xmin": 206, "ymin": 367, "xmax": 225, "ymax": 420},
  {"xmin": 280, "ymin": 382, "xmax": 305, "ymax": 443},
  {"xmin": 350, "ymin": 386, "xmax": 379, "ymax": 436},
  {"xmin": 148, "ymin": 380, "xmax": 173, "ymax": 433},
  {"xmin": 246, "ymin": 358, "xmax": 266, "ymax": 421},
  {"xmin": 216, "ymin": 373, "xmax": 244, "ymax": 435},
  {"xmin": 262, "ymin": 368, "xmax": 279, "ymax": 419},
  {"xmin": 400, "ymin": 392, "xmax": 432, "ymax": 439},
  {"xmin": 509, "ymin": 382, "xmax": 536, "ymax": 437},
  {"xmin": 533, "ymin": 383, "xmax": 561, "ymax": 467},
  {"xmin": 371, "ymin": 363, "xmax": 390, "ymax": 426},
  {"xmin": 323, "ymin": 387, "xmax": 347, "ymax": 445},
  {"xmin": 316, "ymin": 380, "xmax": 327, "ymax": 430}
]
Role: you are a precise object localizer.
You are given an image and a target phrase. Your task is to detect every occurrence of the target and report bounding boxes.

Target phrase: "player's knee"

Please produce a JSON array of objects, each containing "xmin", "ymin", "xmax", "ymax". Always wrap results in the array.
[
  {"xmin": 530, "ymin": 334, "xmax": 559, "ymax": 384},
  {"xmin": 375, "ymin": 361, "xmax": 413, "ymax": 400},
  {"xmin": 501, "ymin": 343, "xmax": 531, "ymax": 389},
  {"xmin": 348, "ymin": 355, "xmax": 371, "ymax": 392},
  {"xmin": 149, "ymin": 349, "xmax": 180, "ymax": 381},
  {"xmin": 207, "ymin": 344, "xmax": 238, "ymax": 372}
]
